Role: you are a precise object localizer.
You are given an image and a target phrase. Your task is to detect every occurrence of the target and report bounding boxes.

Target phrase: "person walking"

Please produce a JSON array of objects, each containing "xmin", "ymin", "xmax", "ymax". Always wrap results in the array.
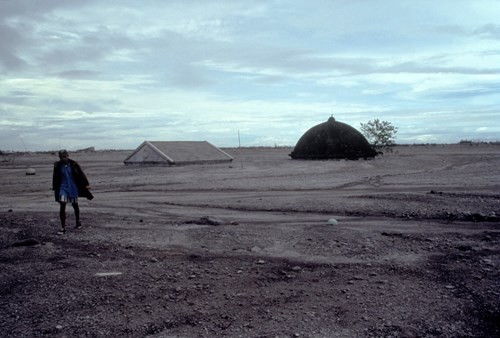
[{"xmin": 52, "ymin": 149, "xmax": 93, "ymax": 235}]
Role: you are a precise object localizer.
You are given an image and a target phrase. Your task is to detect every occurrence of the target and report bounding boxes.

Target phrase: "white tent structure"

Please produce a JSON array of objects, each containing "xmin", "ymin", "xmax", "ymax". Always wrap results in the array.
[{"xmin": 124, "ymin": 141, "xmax": 233, "ymax": 166}]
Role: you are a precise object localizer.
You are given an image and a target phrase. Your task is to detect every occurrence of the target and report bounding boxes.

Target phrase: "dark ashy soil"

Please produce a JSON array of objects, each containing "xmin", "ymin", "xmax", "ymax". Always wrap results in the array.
[{"xmin": 0, "ymin": 145, "xmax": 499, "ymax": 337}]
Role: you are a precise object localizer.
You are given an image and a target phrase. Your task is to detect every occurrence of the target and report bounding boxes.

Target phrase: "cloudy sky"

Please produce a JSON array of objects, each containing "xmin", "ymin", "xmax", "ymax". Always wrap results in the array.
[{"xmin": 1, "ymin": 0, "xmax": 500, "ymax": 151}]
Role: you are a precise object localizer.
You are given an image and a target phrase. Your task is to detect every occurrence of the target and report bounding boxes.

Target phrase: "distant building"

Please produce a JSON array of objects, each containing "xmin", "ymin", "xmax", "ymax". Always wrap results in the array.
[
  {"xmin": 290, "ymin": 116, "xmax": 377, "ymax": 160},
  {"xmin": 124, "ymin": 141, "xmax": 233, "ymax": 166}
]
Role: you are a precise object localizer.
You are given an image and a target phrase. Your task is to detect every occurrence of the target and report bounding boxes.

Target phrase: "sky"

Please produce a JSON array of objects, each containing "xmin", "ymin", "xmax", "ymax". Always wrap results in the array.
[{"xmin": 1, "ymin": 0, "xmax": 500, "ymax": 151}]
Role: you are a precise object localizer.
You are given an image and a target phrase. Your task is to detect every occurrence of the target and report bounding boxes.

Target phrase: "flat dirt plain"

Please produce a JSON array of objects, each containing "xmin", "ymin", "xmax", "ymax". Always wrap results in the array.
[{"xmin": 1, "ymin": 144, "xmax": 499, "ymax": 338}]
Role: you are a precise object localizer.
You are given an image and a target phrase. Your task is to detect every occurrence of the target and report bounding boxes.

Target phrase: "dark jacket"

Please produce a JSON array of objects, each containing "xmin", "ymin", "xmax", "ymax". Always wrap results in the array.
[{"xmin": 53, "ymin": 159, "xmax": 93, "ymax": 201}]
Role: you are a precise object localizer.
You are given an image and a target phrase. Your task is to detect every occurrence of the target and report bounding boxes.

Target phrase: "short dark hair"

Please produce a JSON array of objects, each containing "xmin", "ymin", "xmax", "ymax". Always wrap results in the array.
[{"xmin": 58, "ymin": 149, "xmax": 69, "ymax": 157}]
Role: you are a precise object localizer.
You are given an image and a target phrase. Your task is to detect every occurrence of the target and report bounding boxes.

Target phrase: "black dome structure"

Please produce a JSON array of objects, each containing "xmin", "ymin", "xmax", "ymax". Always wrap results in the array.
[{"xmin": 290, "ymin": 116, "xmax": 377, "ymax": 160}]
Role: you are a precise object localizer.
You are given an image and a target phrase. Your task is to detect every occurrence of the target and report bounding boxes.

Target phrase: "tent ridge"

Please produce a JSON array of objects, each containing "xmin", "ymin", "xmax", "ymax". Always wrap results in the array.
[
  {"xmin": 124, "ymin": 140, "xmax": 233, "ymax": 166},
  {"xmin": 205, "ymin": 141, "xmax": 234, "ymax": 160},
  {"xmin": 146, "ymin": 141, "xmax": 175, "ymax": 164}
]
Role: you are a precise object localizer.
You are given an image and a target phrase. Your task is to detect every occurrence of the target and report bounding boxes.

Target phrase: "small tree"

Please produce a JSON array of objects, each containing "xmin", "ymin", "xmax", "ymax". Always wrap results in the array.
[{"xmin": 360, "ymin": 119, "xmax": 398, "ymax": 152}]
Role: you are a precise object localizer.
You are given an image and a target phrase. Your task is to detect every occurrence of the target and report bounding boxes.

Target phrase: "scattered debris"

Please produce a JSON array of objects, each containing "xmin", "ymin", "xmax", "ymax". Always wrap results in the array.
[
  {"xmin": 327, "ymin": 218, "xmax": 338, "ymax": 225},
  {"xmin": 199, "ymin": 216, "xmax": 224, "ymax": 226},
  {"xmin": 462, "ymin": 212, "xmax": 498, "ymax": 222},
  {"xmin": 25, "ymin": 167, "xmax": 36, "ymax": 175},
  {"xmin": 76, "ymin": 147, "xmax": 95, "ymax": 152},
  {"xmin": 12, "ymin": 238, "xmax": 40, "ymax": 247},
  {"xmin": 381, "ymin": 232, "xmax": 406, "ymax": 238},
  {"xmin": 95, "ymin": 272, "xmax": 123, "ymax": 277}
]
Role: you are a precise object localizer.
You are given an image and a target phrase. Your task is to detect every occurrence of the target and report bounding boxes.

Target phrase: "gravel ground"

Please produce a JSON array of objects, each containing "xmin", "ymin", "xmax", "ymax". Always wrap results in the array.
[{"xmin": 0, "ymin": 144, "xmax": 499, "ymax": 337}]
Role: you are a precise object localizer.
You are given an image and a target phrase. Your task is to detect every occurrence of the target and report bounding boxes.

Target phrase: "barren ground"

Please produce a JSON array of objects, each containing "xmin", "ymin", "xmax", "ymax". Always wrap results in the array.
[{"xmin": 0, "ymin": 144, "xmax": 499, "ymax": 337}]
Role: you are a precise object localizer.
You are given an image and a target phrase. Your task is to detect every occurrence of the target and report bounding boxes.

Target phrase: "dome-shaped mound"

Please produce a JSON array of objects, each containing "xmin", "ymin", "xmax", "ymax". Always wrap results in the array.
[{"xmin": 290, "ymin": 116, "xmax": 377, "ymax": 160}]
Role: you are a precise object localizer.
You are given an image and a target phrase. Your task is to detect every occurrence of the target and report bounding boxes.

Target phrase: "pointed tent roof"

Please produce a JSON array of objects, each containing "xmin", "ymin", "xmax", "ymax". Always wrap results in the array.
[
  {"xmin": 289, "ymin": 116, "xmax": 377, "ymax": 160},
  {"xmin": 124, "ymin": 141, "xmax": 233, "ymax": 165}
]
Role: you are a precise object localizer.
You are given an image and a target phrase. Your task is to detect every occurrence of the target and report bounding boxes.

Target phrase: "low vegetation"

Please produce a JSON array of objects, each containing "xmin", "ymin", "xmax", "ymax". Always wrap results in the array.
[{"xmin": 360, "ymin": 119, "xmax": 398, "ymax": 152}]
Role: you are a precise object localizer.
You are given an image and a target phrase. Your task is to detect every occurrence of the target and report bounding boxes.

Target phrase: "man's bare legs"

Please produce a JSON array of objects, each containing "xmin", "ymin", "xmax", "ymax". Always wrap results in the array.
[
  {"xmin": 58, "ymin": 202, "xmax": 67, "ymax": 234},
  {"xmin": 73, "ymin": 202, "xmax": 81, "ymax": 228},
  {"xmin": 58, "ymin": 202, "xmax": 81, "ymax": 234}
]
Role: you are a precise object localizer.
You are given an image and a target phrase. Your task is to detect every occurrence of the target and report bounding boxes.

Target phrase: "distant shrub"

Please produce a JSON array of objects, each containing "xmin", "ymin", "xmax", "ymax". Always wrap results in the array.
[
  {"xmin": 458, "ymin": 139, "xmax": 494, "ymax": 145},
  {"xmin": 360, "ymin": 119, "xmax": 398, "ymax": 152}
]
